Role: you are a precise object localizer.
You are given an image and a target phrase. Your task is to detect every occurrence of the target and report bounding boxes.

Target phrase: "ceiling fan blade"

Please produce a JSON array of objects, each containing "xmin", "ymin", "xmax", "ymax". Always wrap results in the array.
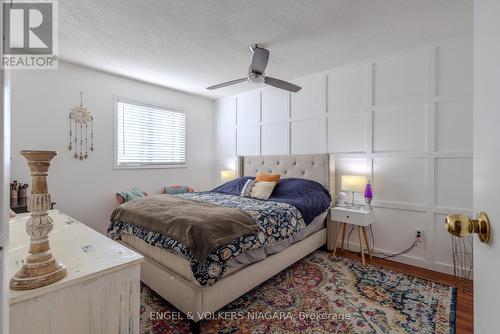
[
  {"xmin": 206, "ymin": 78, "xmax": 248, "ymax": 90},
  {"xmin": 251, "ymin": 47, "xmax": 270, "ymax": 74},
  {"xmin": 264, "ymin": 76, "xmax": 302, "ymax": 92}
]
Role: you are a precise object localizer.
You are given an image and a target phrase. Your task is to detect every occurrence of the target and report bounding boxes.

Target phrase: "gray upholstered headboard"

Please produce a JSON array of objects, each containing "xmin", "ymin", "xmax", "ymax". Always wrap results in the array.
[{"xmin": 237, "ymin": 154, "xmax": 334, "ymax": 192}]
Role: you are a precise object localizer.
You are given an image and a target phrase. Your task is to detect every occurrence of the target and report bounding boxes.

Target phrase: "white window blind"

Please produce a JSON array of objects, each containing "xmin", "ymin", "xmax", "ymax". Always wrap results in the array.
[{"xmin": 115, "ymin": 100, "xmax": 186, "ymax": 168}]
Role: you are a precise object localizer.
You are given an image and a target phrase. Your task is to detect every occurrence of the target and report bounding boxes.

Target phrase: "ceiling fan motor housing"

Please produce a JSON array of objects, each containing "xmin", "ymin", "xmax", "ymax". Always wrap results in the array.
[{"xmin": 248, "ymin": 73, "xmax": 265, "ymax": 84}]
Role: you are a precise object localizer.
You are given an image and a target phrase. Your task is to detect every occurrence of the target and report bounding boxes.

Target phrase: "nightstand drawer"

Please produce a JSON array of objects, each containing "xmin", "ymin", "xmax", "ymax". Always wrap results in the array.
[{"xmin": 331, "ymin": 210, "xmax": 364, "ymax": 225}]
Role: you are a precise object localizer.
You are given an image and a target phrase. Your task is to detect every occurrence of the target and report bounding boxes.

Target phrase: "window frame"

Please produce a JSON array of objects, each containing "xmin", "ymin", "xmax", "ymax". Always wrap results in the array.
[{"xmin": 113, "ymin": 96, "xmax": 187, "ymax": 170}]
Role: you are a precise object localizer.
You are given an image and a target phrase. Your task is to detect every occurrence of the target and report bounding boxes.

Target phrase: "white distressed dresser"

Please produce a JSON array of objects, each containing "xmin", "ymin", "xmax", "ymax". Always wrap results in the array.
[{"xmin": 9, "ymin": 210, "xmax": 144, "ymax": 334}]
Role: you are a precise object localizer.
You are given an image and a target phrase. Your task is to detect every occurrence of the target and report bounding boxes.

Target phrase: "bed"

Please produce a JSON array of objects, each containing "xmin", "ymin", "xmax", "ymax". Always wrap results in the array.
[{"xmin": 109, "ymin": 154, "xmax": 335, "ymax": 322}]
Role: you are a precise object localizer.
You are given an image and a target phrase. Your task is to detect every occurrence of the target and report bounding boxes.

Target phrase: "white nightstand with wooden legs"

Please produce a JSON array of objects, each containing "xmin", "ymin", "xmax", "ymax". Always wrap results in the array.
[{"xmin": 331, "ymin": 207, "xmax": 375, "ymax": 265}]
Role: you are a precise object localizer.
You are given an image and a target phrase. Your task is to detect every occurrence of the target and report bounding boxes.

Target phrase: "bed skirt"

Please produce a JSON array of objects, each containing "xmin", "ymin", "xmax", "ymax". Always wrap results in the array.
[{"xmin": 120, "ymin": 227, "xmax": 327, "ymax": 322}]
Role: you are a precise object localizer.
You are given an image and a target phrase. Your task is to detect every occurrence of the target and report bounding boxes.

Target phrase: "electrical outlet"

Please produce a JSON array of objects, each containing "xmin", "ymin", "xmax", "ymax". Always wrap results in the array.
[{"xmin": 416, "ymin": 230, "xmax": 423, "ymax": 246}]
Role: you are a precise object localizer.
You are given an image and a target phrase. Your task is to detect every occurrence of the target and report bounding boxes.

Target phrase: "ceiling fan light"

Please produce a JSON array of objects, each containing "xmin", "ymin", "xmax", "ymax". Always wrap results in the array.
[{"xmin": 248, "ymin": 76, "xmax": 264, "ymax": 84}]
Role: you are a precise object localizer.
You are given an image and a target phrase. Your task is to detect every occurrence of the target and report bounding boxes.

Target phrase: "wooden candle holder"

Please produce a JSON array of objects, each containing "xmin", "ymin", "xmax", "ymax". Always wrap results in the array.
[{"xmin": 10, "ymin": 150, "xmax": 67, "ymax": 290}]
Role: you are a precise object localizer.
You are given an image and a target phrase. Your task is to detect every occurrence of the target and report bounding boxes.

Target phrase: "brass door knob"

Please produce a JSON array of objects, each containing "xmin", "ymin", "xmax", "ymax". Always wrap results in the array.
[{"xmin": 444, "ymin": 212, "xmax": 491, "ymax": 243}]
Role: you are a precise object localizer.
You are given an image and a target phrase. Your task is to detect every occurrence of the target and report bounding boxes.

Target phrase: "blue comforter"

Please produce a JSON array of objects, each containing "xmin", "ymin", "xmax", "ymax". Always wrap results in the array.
[
  {"xmin": 108, "ymin": 192, "xmax": 306, "ymax": 286},
  {"xmin": 212, "ymin": 177, "xmax": 331, "ymax": 224},
  {"xmin": 108, "ymin": 178, "xmax": 331, "ymax": 286}
]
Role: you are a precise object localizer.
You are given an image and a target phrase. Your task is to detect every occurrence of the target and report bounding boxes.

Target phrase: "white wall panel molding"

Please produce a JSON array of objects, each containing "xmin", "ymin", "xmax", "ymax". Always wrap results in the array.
[
  {"xmin": 433, "ymin": 151, "xmax": 473, "ymax": 158},
  {"xmin": 435, "ymin": 157, "xmax": 473, "ymax": 209},
  {"xmin": 371, "ymin": 200, "xmax": 427, "ymax": 213},
  {"xmin": 335, "ymin": 152, "xmax": 429, "ymax": 159},
  {"xmin": 433, "ymin": 207, "xmax": 473, "ymax": 216},
  {"xmin": 436, "ymin": 35, "xmax": 473, "ymax": 100},
  {"xmin": 372, "ymin": 104, "xmax": 428, "ymax": 153},
  {"xmin": 373, "ymin": 157, "xmax": 427, "ymax": 206},
  {"xmin": 328, "ymin": 113, "xmax": 368, "ymax": 153},
  {"xmin": 214, "ymin": 34, "xmax": 472, "ymax": 274},
  {"xmin": 435, "ymin": 99, "xmax": 473, "ymax": 152},
  {"xmin": 424, "ymin": 46, "xmax": 437, "ymax": 262},
  {"xmin": 290, "ymin": 118, "xmax": 327, "ymax": 154},
  {"xmin": 215, "ymin": 127, "xmax": 236, "ymax": 156},
  {"xmin": 237, "ymin": 90, "xmax": 261, "ymax": 126},
  {"xmin": 327, "ymin": 64, "xmax": 369, "ymax": 111},
  {"xmin": 215, "ymin": 97, "xmax": 236, "ymax": 128},
  {"xmin": 236, "ymin": 124, "xmax": 260, "ymax": 156},
  {"xmin": 373, "ymin": 49, "xmax": 430, "ymax": 106},
  {"xmin": 261, "ymin": 87, "xmax": 289, "ymax": 124},
  {"xmin": 328, "ymin": 106, "xmax": 367, "ymax": 116},
  {"xmin": 261, "ymin": 122, "xmax": 289, "ymax": 155},
  {"xmin": 290, "ymin": 73, "xmax": 326, "ymax": 120}
]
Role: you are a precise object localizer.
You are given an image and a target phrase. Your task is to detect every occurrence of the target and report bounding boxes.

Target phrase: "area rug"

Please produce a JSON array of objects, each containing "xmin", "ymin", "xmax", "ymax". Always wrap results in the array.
[{"xmin": 140, "ymin": 251, "xmax": 456, "ymax": 333}]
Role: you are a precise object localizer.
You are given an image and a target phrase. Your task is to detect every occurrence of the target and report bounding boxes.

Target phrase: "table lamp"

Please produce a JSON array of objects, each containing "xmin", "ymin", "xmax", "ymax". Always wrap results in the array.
[
  {"xmin": 220, "ymin": 170, "xmax": 236, "ymax": 182},
  {"xmin": 341, "ymin": 175, "xmax": 367, "ymax": 209}
]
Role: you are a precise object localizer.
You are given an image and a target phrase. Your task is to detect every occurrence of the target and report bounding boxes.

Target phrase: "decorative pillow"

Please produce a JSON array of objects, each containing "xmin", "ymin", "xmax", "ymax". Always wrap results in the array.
[
  {"xmin": 256, "ymin": 172, "xmax": 281, "ymax": 183},
  {"xmin": 251, "ymin": 181, "xmax": 277, "ymax": 200},
  {"xmin": 164, "ymin": 185, "xmax": 194, "ymax": 194},
  {"xmin": 116, "ymin": 187, "xmax": 147, "ymax": 204},
  {"xmin": 240, "ymin": 179, "xmax": 256, "ymax": 197},
  {"xmin": 212, "ymin": 177, "xmax": 254, "ymax": 196}
]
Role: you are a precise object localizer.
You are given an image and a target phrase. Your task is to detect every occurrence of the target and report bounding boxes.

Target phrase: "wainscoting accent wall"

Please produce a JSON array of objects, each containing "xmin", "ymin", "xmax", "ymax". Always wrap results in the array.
[{"xmin": 214, "ymin": 35, "xmax": 472, "ymax": 273}]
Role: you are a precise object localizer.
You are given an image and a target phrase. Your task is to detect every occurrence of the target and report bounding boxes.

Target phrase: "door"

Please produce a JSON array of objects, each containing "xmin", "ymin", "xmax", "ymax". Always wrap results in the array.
[
  {"xmin": 474, "ymin": 1, "xmax": 500, "ymax": 333},
  {"xmin": 0, "ymin": 69, "xmax": 11, "ymax": 334}
]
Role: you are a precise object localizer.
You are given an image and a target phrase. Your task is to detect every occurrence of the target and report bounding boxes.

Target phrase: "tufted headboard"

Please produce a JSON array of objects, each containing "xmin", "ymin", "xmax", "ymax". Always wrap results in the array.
[{"xmin": 237, "ymin": 154, "xmax": 334, "ymax": 192}]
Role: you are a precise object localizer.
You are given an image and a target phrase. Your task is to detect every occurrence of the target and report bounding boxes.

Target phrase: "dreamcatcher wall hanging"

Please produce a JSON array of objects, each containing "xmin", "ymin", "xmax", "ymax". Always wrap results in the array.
[{"xmin": 68, "ymin": 92, "xmax": 94, "ymax": 159}]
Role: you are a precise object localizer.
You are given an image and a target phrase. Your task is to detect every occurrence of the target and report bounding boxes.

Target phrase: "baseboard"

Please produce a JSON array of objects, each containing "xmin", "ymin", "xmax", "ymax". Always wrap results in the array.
[{"xmin": 342, "ymin": 241, "xmax": 455, "ymax": 275}]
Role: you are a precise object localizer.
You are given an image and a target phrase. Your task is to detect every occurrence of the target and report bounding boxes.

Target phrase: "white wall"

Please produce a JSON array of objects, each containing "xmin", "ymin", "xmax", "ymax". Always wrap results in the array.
[
  {"xmin": 473, "ymin": 1, "xmax": 500, "ymax": 332},
  {"xmin": 214, "ymin": 35, "xmax": 472, "ymax": 273},
  {"xmin": 11, "ymin": 62, "xmax": 214, "ymax": 233}
]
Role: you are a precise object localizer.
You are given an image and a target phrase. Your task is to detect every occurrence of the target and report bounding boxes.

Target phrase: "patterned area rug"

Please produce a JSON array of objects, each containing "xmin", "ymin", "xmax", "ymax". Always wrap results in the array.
[{"xmin": 141, "ymin": 251, "xmax": 456, "ymax": 333}]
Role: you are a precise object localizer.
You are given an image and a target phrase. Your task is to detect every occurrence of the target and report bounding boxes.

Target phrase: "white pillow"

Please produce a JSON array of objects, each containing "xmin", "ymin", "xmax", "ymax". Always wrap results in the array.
[{"xmin": 251, "ymin": 181, "xmax": 276, "ymax": 200}]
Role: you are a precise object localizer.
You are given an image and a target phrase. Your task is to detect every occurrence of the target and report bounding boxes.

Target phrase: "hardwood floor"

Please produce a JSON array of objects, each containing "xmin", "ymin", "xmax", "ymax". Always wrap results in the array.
[{"xmin": 334, "ymin": 249, "xmax": 473, "ymax": 334}]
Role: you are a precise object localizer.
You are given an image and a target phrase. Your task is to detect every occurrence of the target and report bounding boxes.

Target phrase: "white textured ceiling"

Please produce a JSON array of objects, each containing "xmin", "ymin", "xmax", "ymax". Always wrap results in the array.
[{"xmin": 59, "ymin": 0, "xmax": 472, "ymax": 98}]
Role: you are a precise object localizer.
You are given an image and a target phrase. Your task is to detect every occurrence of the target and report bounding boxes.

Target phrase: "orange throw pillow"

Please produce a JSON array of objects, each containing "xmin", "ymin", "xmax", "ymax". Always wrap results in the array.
[{"xmin": 256, "ymin": 172, "xmax": 281, "ymax": 183}]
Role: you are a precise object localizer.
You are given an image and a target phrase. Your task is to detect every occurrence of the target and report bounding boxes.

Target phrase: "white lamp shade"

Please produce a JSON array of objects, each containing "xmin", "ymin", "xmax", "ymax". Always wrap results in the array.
[
  {"xmin": 220, "ymin": 170, "xmax": 236, "ymax": 182},
  {"xmin": 341, "ymin": 175, "xmax": 367, "ymax": 193}
]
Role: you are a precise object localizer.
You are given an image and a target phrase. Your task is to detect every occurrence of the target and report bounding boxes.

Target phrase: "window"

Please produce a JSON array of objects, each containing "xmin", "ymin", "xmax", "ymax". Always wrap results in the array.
[{"xmin": 115, "ymin": 98, "xmax": 186, "ymax": 168}]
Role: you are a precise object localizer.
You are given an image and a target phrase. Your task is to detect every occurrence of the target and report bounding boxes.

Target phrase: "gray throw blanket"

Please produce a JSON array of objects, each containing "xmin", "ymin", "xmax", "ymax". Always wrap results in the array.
[{"xmin": 110, "ymin": 194, "xmax": 258, "ymax": 264}]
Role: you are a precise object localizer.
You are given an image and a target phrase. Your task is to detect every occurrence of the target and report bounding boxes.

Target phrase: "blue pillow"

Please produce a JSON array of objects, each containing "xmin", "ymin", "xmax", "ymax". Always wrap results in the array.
[
  {"xmin": 116, "ymin": 187, "xmax": 145, "ymax": 203},
  {"xmin": 271, "ymin": 178, "xmax": 329, "ymax": 197},
  {"xmin": 164, "ymin": 186, "xmax": 194, "ymax": 194},
  {"xmin": 269, "ymin": 178, "xmax": 331, "ymax": 224}
]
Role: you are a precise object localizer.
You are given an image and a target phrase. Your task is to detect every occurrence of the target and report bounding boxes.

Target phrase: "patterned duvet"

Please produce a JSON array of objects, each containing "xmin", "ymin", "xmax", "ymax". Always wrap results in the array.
[{"xmin": 108, "ymin": 192, "xmax": 306, "ymax": 286}]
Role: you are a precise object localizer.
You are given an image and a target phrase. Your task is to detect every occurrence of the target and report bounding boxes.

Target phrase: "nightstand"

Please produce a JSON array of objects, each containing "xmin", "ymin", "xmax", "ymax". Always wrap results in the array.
[{"xmin": 331, "ymin": 206, "xmax": 375, "ymax": 265}]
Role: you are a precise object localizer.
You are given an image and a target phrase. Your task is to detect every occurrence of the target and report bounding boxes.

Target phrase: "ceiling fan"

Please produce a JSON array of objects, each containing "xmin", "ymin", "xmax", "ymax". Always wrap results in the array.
[{"xmin": 207, "ymin": 44, "xmax": 301, "ymax": 93}]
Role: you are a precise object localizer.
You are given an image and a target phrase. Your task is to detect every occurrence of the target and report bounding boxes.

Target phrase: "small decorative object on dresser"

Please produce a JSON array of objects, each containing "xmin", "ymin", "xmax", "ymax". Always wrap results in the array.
[
  {"xmin": 331, "ymin": 206, "xmax": 375, "ymax": 265},
  {"xmin": 10, "ymin": 150, "xmax": 66, "ymax": 290},
  {"xmin": 9, "ymin": 210, "xmax": 143, "ymax": 333},
  {"xmin": 10, "ymin": 181, "xmax": 30, "ymax": 213}
]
